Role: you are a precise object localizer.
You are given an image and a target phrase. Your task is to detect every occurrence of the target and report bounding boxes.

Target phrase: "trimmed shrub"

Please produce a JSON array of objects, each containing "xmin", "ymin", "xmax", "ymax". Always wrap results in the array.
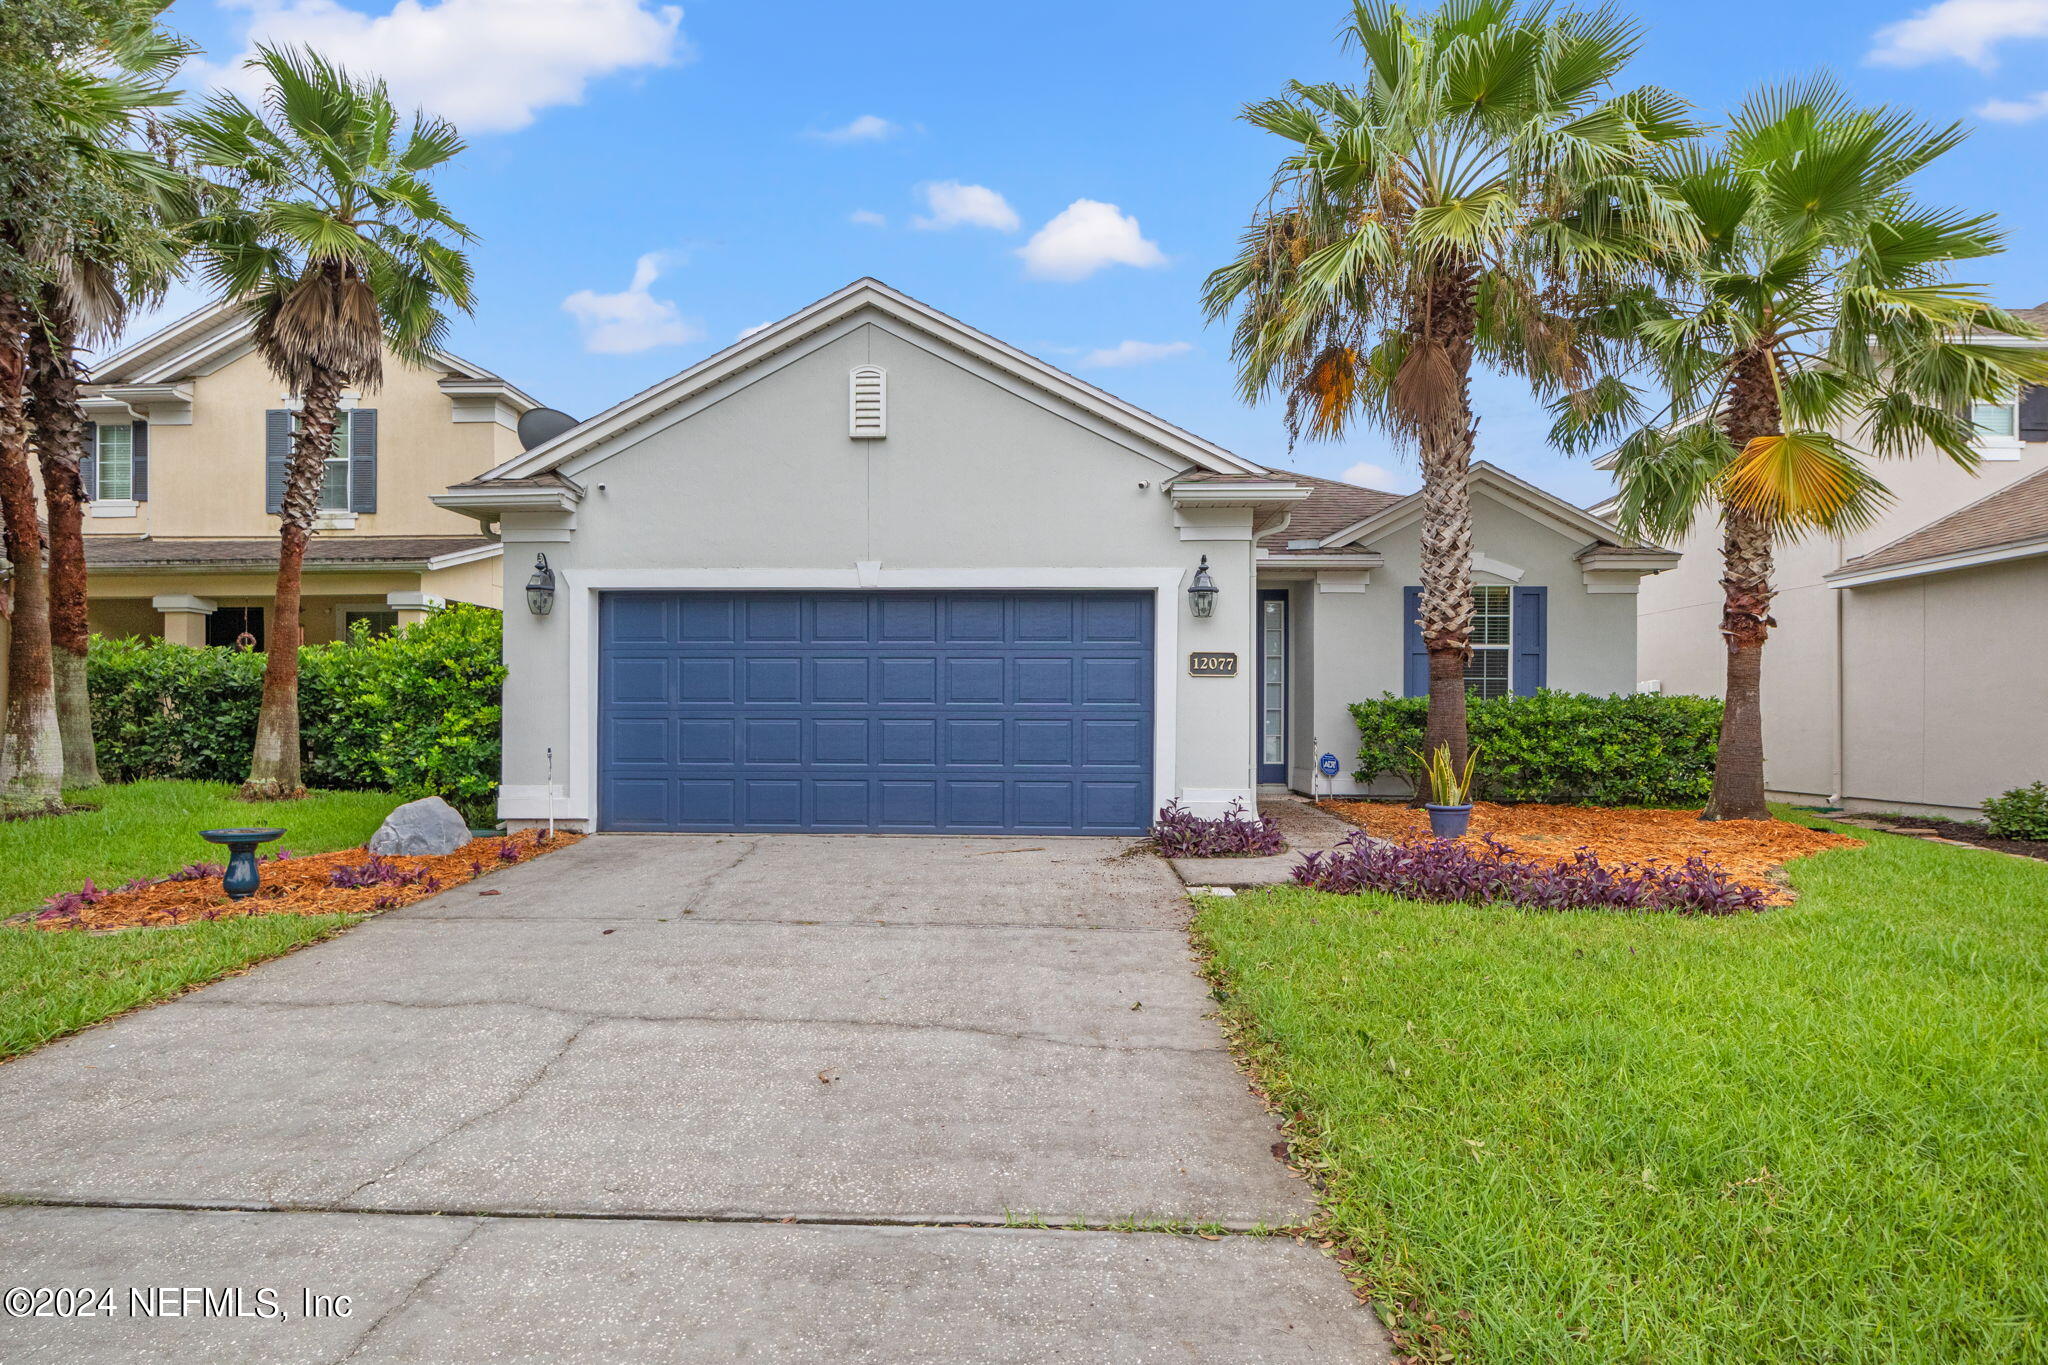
[
  {"xmin": 1293, "ymin": 831, "xmax": 1767, "ymax": 915},
  {"xmin": 1983, "ymin": 782, "xmax": 2048, "ymax": 841},
  {"xmin": 87, "ymin": 603, "xmax": 505, "ymax": 822},
  {"xmin": 1348, "ymin": 691, "xmax": 1723, "ymax": 807},
  {"xmin": 1153, "ymin": 799, "xmax": 1285, "ymax": 857}
]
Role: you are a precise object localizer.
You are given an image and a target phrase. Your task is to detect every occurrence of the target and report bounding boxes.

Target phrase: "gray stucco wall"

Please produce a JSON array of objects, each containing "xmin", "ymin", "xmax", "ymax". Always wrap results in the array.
[
  {"xmin": 1270, "ymin": 489, "xmax": 1648, "ymax": 797},
  {"xmin": 494, "ymin": 315, "xmax": 1261, "ymax": 826}
]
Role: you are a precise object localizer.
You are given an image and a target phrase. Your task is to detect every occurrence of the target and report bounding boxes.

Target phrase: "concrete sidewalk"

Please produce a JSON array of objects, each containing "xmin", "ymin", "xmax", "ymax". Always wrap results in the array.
[
  {"xmin": 1171, "ymin": 794, "xmax": 1366, "ymax": 889},
  {"xmin": 0, "ymin": 834, "xmax": 1389, "ymax": 1362}
]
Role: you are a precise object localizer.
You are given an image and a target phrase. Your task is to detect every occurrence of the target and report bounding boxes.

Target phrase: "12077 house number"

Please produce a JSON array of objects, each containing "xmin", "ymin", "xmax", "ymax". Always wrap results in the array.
[{"xmin": 1188, "ymin": 652, "xmax": 1238, "ymax": 677}]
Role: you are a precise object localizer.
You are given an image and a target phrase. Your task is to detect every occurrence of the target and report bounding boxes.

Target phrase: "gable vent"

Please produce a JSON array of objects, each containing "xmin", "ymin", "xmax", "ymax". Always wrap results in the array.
[{"xmin": 849, "ymin": 365, "xmax": 886, "ymax": 439}]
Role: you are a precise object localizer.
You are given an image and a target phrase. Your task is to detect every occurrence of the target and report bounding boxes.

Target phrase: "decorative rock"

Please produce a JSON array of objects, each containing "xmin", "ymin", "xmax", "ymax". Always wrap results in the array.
[{"xmin": 367, "ymin": 796, "xmax": 472, "ymax": 857}]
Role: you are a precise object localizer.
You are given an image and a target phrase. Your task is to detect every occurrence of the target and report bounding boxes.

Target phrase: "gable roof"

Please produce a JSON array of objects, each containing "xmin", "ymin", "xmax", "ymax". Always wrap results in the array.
[
  {"xmin": 1306, "ymin": 460, "xmax": 1662, "ymax": 555},
  {"xmin": 470, "ymin": 278, "xmax": 1269, "ymax": 484},
  {"xmin": 1829, "ymin": 465, "xmax": 2048, "ymax": 585},
  {"xmin": 88, "ymin": 297, "xmax": 530, "ymax": 396}
]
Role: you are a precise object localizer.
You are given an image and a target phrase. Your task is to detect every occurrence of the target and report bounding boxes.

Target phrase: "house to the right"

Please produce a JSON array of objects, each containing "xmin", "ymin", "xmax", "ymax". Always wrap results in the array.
[{"xmin": 1623, "ymin": 301, "xmax": 2048, "ymax": 821}]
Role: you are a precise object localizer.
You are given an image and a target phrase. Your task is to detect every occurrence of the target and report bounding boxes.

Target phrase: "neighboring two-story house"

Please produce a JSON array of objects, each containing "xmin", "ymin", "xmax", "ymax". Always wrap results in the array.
[
  {"xmin": 1625, "ymin": 302, "xmax": 2048, "ymax": 820},
  {"xmin": 76, "ymin": 299, "xmax": 543, "ymax": 646}
]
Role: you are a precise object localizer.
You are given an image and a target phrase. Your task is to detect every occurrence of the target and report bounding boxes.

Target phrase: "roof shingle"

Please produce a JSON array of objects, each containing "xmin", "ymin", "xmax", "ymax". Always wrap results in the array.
[
  {"xmin": 84, "ymin": 536, "xmax": 495, "ymax": 570},
  {"xmin": 1836, "ymin": 466, "xmax": 2048, "ymax": 574}
]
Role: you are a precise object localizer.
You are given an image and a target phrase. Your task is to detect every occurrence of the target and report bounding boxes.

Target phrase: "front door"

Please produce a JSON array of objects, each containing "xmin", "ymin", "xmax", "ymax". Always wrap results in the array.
[{"xmin": 1257, "ymin": 589, "xmax": 1287, "ymax": 786}]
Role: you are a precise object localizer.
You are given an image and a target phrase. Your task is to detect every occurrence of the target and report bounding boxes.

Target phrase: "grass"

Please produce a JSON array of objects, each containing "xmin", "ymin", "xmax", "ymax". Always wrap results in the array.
[
  {"xmin": 1193, "ymin": 812, "xmax": 2048, "ymax": 1364},
  {"xmin": 0, "ymin": 781, "xmax": 401, "ymax": 1061}
]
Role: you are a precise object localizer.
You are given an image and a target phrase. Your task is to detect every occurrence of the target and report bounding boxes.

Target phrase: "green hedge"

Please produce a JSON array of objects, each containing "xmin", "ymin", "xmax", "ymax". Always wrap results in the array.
[
  {"xmin": 1348, "ymin": 691, "xmax": 1724, "ymax": 807},
  {"xmin": 88, "ymin": 603, "xmax": 505, "ymax": 823}
]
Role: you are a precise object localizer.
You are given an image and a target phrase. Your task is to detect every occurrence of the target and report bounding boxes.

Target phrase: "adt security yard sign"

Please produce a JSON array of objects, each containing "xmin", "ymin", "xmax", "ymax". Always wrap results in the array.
[{"xmin": 1318, "ymin": 753, "xmax": 1341, "ymax": 777}]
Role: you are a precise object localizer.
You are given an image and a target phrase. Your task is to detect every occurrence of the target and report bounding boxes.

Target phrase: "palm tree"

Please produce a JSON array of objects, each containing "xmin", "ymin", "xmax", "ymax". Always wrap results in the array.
[
  {"xmin": 0, "ymin": 0, "xmax": 184, "ymax": 814},
  {"xmin": 25, "ymin": 4, "xmax": 192, "ymax": 790},
  {"xmin": 1204, "ymin": 0, "xmax": 1696, "ymax": 771},
  {"xmin": 1556, "ymin": 80, "xmax": 2048, "ymax": 820},
  {"xmin": 175, "ymin": 45, "xmax": 474, "ymax": 799}
]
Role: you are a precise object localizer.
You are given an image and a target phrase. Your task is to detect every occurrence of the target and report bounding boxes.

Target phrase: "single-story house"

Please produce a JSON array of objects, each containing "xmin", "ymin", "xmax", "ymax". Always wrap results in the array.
[{"xmin": 436, "ymin": 279, "xmax": 1675, "ymax": 834}]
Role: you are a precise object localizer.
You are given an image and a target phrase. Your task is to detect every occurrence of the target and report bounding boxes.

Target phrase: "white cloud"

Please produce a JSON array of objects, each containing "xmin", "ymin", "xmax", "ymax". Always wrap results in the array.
[
  {"xmin": 561, "ymin": 253, "xmax": 701, "ymax": 354},
  {"xmin": 1017, "ymin": 200, "xmax": 1166, "ymax": 282},
  {"xmin": 1978, "ymin": 88, "xmax": 2048, "ymax": 118},
  {"xmin": 911, "ymin": 181, "xmax": 1019, "ymax": 232},
  {"xmin": 808, "ymin": 114, "xmax": 898, "ymax": 143},
  {"xmin": 1341, "ymin": 461, "xmax": 1417, "ymax": 494},
  {"xmin": 736, "ymin": 320, "xmax": 773, "ymax": 340},
  {"xmin": 848, "ymin": 209, "xmax": 887, "ymax": 227},
  {"xmin": 1082, "ymin": 339, "xmax": 1193, "ymax": 368},
  {"xmin": 186, "ymin": 0, "xmax": 688, "ymax": 134},
  {"xmin": 1868, "ymin": 0, "xmax": 2048, "ymax": 68}
]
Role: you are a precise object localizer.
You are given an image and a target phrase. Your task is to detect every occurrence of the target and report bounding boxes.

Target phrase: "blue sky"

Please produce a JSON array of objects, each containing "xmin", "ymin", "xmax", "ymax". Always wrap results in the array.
[{"xmin": 144, "ymin": 0, "xmax": 2048, "ymax": 505}]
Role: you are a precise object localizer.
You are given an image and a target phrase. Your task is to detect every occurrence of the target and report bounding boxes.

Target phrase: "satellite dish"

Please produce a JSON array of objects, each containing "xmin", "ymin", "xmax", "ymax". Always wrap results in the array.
[{"xmin": 517, "ymin": 407, "xmax": 578, "ymax": 451}]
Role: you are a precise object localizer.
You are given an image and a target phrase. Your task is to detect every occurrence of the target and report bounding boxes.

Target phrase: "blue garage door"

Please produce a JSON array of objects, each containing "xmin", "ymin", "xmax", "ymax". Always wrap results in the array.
[{"xmin": 599, "ymin": 591, "xmax": 1155, "ymax": 833}]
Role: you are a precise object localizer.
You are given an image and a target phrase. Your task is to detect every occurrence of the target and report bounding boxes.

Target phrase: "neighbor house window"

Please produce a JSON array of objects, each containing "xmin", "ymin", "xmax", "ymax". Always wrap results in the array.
[
  {"xmin": 292, "ymin": 409, "xmax": 355, "ymax": 510},
  {"xmin": 94, "ymin": 423, "xmax": 133, "ymax": 500},
  {"xmin": 1973, "ymin": 395, "xmax": 2019, "ymax": 442},
  {"xmin": 343, "ymin": 608, "xmax": 398, "ymax": 639},
  {"xmin": 1465, "ymin": 585, "xmax": 1512, "ymax": 699}
]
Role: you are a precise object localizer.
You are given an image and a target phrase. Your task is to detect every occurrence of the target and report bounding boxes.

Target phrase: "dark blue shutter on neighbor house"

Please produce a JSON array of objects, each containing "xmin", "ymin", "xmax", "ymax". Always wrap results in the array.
[
  {"xmin": 130, "ymin": 420, "xmax": 148, "ymax": 501},
  {"xmin": 264, "ymin": 410, "xmax": 290, "ymax": 514},
  {"xmin": 81, "ymin": 425, "xmax": 97, "ymax": 500},
  {"xmin": 348, "ymin": 408, "xmax": 377, "ymax": 513},
  {"xmin": 1512, "ymin": 585, "xmax": 1547, "ymax": 696},
  {"xmin": 2021, "ymin": 385, "xmax": 2048, "ymax": 442}
]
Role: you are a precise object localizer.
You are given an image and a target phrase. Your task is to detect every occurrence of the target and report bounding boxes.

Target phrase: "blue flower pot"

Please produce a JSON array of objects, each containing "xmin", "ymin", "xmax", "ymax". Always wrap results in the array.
[{"xmin": 1425, "ymin": 804, "xmax": 1473, "ymax": 838}]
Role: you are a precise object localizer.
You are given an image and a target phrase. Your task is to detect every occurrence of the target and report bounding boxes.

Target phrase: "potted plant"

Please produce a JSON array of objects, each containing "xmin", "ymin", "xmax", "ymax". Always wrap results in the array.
[{"xmin": 1411, "ymin": 744, "xmax": 1479, "ymax": 838}]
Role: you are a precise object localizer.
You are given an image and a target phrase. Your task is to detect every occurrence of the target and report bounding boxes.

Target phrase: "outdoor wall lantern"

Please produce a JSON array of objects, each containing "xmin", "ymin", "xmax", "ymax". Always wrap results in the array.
[
  {"xmin": 526, "ymin": 553, "xmax": 556, "ymax": 616},
  {"xmin": 1188, "ymin": 556, "xmax": 1218, "ymax": 619}
]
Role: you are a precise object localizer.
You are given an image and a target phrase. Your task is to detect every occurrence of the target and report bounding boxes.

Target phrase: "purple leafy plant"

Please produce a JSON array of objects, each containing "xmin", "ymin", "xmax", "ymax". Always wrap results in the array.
[
  {"xmin": 327, "ymin": 856, "xmax": 439, "ymax": 891},
  {"xmin": 36, "ymin": 879, "xmax": 108, "ymax": 924},
  {"xmin": 1152, "ymin": 799, "xmax": 1286, "ymax": 858},
  {"xmin": 1293, "ymin": 832, "xmax": 1767, "ymax": 916},
  {"xmin": 496, "ymin": 842, "xmax": 522, "ymax": 864}
]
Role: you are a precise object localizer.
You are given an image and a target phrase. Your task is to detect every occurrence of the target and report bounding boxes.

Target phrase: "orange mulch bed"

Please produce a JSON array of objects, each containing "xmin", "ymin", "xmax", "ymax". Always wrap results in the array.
[
  {"xmin": 1318, "ymin": 801, "xmax": 1860, "ymax": 903},
  {"xmin": 29, "ymin": 828, "xmax": 583, "ymax": 932}
]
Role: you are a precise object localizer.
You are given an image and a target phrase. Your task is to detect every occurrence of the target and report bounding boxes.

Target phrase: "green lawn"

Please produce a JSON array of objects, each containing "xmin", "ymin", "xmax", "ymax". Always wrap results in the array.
[
  {"xmin": 1, "ymin": 781, "xmax": 401, "ymax": 1060},
  {"xmin": 1195, "ymin": 814, "xmax": 2048, "ymax": 1364}
]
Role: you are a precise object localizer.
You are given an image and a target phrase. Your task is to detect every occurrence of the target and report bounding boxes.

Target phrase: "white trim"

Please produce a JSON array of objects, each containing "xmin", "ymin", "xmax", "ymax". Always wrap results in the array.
[
  {"xmin": 1319, "ymin": 462, "xmax": 1642, "ymax": 552},
  {"xmin": 1167, "ymin": 481, "xmax": 1313, "ymax": 509},
  {"xmin": 1255, "ymin": 550, "xmax": 1386, "ymax": 571},
  {"xmin": 432, "ymin": 483, "xmax": 582, "ymax": 515},
  {"xmin": 313, "ymin": 511, "xmax": 358, "ymax": 531},
  {"xmin": 1471, "ymin": 552, "xmax": 1525, "ymax": 582},
  {"xmin": 150, "ymin": 594, "xmax": 216, "ymax": 615},
  {"xmin": 1826, "ymin": 536, "xmax": 2048, "ymax": 587},
  {"xmin": 478, "ymin": 279, "xmax": 1266, "ymax": 483},
  {"xmin": 385, "ymin": 590, "xmax": 444, "ymax": 610},
  {"xmin": 425, "ymin": 541, "xmax": 505, "ymax": 571},
  {"xmin": 1314, "ymin": 570, "xmax": 1371, "ymax": 593},
  {"xmin": 87, "ymin": 499, "xmax": 139, "ymax": 519},
  {"xmin": 538, "ymin": 567, "xmax": 1185, "ymax": 828}
]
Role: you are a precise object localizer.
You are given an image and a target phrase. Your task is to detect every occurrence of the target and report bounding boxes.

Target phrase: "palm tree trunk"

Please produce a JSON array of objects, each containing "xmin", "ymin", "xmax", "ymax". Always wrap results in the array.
[
  {"xmin": 1415, "ymin": 264, "xmax": 1480, "ymax": 773},
  {"xmin": 0, "ymin": 291, "xmax": 65, "ymax": 816},
  {"xmin": 243, "ymin": 366, "xmax": 340, "ymax": 800},
  {"xmin": 1702, "ymin": 349, "xmax": 1781, "ymax": 822},
  {"xmin": 25, "ymin": 295, "xmax": 100, "ymax": 787}
]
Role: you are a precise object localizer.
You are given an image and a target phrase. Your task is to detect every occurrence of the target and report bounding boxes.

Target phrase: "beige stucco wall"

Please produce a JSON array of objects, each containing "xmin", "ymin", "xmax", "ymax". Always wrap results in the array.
[
  {"xmin": 494, "ymin": 316, "xmax": 1261, "ymax": 828},
  {"xmin": 83, "ymin": 342, "xmax": 522, "ymax": 541},
  {"xmin": 1632, "ymin": 438, "xmax": 2048, "ymax": 808}
]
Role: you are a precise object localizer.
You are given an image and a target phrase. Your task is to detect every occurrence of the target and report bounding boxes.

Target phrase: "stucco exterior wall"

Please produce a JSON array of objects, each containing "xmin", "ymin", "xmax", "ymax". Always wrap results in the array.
[
  {"xmin": 494, "ymin": 319, "xmax": 1260, "ymax": 827},
  {"xmin": 1632, "ymin": 439, "xmax": 2048, "ymax": 806},
  {"xmin": 1837, "ymin": 558, "xmax": 2048, "ymax": 817},
  {"xmin": 83, "ymin": 343, "xmax": 515, "ymax": 542}
]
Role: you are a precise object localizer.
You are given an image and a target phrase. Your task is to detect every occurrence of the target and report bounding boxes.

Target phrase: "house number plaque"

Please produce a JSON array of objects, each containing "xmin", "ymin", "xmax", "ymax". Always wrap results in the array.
[{"xmin": 1188, "ymin": 652, "xmax": 1239, "ymax": 677}]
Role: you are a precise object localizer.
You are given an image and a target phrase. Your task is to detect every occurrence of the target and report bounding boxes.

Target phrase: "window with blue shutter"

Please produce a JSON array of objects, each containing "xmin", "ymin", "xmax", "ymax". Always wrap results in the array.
[{"xmin": 1405, "ymin": 584, "xmax": 1548, "ymax": 698}]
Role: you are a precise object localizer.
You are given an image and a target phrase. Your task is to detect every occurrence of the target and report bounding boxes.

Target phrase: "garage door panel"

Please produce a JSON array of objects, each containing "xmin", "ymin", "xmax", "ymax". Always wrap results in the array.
[{"xmin": 599, "ymin": 592, "xmax": 1153, "ymax": 833}]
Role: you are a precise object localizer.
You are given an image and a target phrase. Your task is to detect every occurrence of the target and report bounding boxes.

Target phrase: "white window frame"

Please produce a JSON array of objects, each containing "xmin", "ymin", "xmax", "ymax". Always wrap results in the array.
[
  {"xmin": 1972, "ymin": 392, "xmax": 2023, "ymax": 461},
  {"xmin": 93, "ymin": 422, "xmax": 135, "ymax": 501},
  {"xmin": 1464, "ymin": 584, "xmax": 1513, "ymax": 700}
]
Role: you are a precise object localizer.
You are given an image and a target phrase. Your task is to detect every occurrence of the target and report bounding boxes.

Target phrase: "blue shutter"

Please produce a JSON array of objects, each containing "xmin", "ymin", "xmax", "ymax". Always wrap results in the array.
[
  {"xmin": 130, "ymin": 420, "xmax": 149, "ymax": 502},
  {"xmin": 348, "ymin": 408, "xmax": 377, "ymax": 513},
  {"xmin": 265, "ymin": 410, "xmax": 290, "ymax": 514},
  {"xmin": 2020, "ymin": 385, "xmax": 2048, "ymax": 442},
  {"xmin": 81, "ymin": 425, "xmax": 97, "ymax": 501},
  {"xmin": 1403, "ymin": 586, "xmax": 1427, "ymax": 697},
  {"xmin": 1512, "ymin": 586, "xmax": 1547, "ymax": 696}
]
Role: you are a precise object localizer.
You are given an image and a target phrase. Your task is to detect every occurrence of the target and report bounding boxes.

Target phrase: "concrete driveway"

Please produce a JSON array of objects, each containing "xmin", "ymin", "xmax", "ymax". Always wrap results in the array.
[{"xmin": 0, "ymin": 835, "xmax": 1389, "ymax": 1362}]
